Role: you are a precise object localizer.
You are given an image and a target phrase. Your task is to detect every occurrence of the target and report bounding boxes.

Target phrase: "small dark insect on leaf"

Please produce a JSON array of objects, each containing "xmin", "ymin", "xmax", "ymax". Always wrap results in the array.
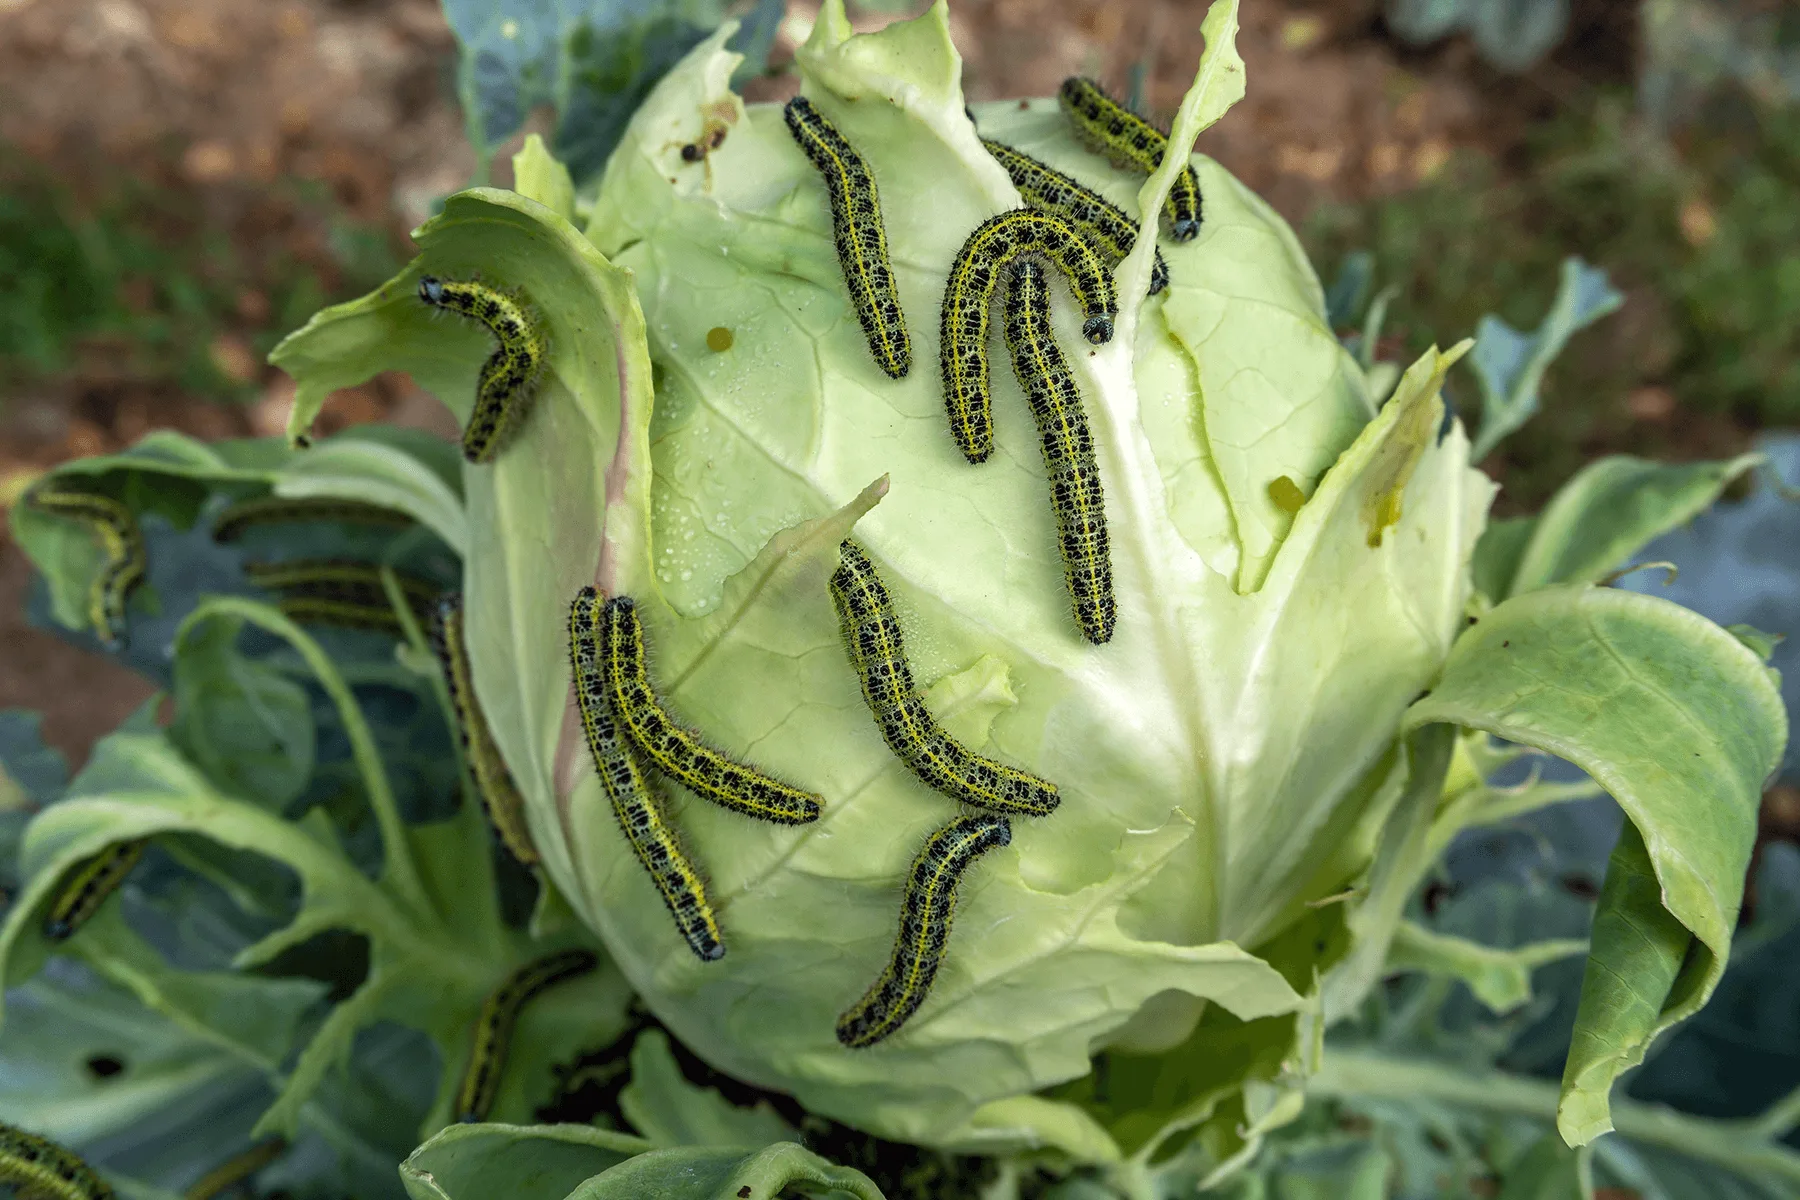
[
  {"xmin": 738, "ymin": 1189, "xmax": 752, "ymax": 1198},
  {"xmin": 86, "ymin": 1054, "xmax": 125, "ymax": 1078},
  {"xmin": 681, "ymin": 143, "xmax": 704, "ymax": 162}
]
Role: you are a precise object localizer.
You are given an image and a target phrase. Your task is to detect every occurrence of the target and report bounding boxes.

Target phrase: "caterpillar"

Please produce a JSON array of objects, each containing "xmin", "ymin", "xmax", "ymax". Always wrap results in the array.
[
  {"xmin": 981, "ymin": 137, "xmax": 1169, "ymax": 296},
  {"xmin": 1057, "ymin": 76, "xmax": 1203, "ymax": 243},
  {"xmin": 44, "ymin": 839, "xmax": 148, "ymax": 942},
  {"xmin": 570, "ymin": 587, "xmax": 725, "ymax": 962},
  {"xmin": 244, "ymin": 559, "xmax": 440, "ymax": 633},
  {"xmin": 836, "ymin": 813, "xmax": 1012, "ymax": 1048},
  {"xmin": 939, "ymin": 209, "xmax": 1116, "ymax": 464},
  {"xmin": 212, "ymin": 494, "xmax": 412, "ymax": 542},
  {"xmin": 828, "ymin": 541, "xmax": 1060, "ymax": 816},
  {"xmin": 26, "ymin": 486, "xmax": 145, "ymax": 649},
  {"xmin": 783, "ymin": 96, "xmax": 912, "ymax": 380},
  {"xmin": 432, "ymin": 594, "xmax": 538, "ymax": 867},
  {"xmin": 0, "ymin": 1121, "xmax": 114, "ymax": 1200},
  {"xmin": 1002, "ymin": 262, "xmax": 1116, "ymax": 645},
  {"xmin": 417, "ymin": 276, "xmax": 548, "ymax": 464},
  {"xmin": 184, "ymin": 1138, "xmax": 287, "ymax": 1200},
  {"xmin": 455, "ymin": 948, "xmax": 599, "ymax": 1123},
  {"xmin": 598, "ymin": 596, "xmax": 822, "ymax": 825}
]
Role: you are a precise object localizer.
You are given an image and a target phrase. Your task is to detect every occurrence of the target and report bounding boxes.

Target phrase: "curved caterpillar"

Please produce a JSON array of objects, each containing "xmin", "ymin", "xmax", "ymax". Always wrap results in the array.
[
  {"xmin": 981, "ymin": 138, "xmax": 1169, "ymax": 296},
  {"xmin": 837, "ymin": 813, "xmax": 1011, "ymax": 1048},
  {"xmin": 184, "ymin": 1139, "xmax": 287, "ymax": 1200},
  {"xmin": 417, "ymin": 276, "xmax": 547, "ymax": 464},
  {"xmin": 828, "ymin": 541, "xmax": 1059, "ymax": 816},
  {"xmin": 212, "ymin": 495, "xmax": 412, "ymax": 543},
  {"xmin": 783, "ymin": 96, "xmax": 912, "ymax": 380},
  {"xmin": 244, "ymin": 559, "xmax": 439, "ymax": 633},
  {"xmin": 432, "ymin": 594, "xmax": 538, "ymax": 867},
  {"xmin": 0, "ymin": 1120, "xmax": 114, "ymax": 1200},
  {"xmin": 1003, "ymin": 262, "xmax": 1116, "ymax": 645},
  {"xmin": 44, "ymin": 839, "xmax": 147, "ymax": 942},
  {"xmin": 1057, "ymin": 77, "xmax": 1203, "ymax": 243},
  {"xmin": 599, "ymin": 596, "xmax": 822, "ymax": 825},
  {"xmin": 455, "ymin": 948, "xmax": 599, "ymax": 1123},
  {"xmin": 26, "ymin": 486, "xmax": 145, "ymax": 649},
  {"xmin": 570, "ymin": 588, "xmax": 725, "ymax": 962},
  {"xmin": 939, "ymin": 209, "xmax": 1116, "ymax": 464}
]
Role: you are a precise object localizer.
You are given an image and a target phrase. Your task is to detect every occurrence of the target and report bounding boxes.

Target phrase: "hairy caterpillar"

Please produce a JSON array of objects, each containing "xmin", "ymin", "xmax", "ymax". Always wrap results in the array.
[
  {"xmin": 416, "ymin": 276, "xmax": 547, "ymax": 464},
  {"xmin": 26, "ymin": 486, "xmax": 145, "ymax": 649},
  {"xmin": 0, "ymin": 1121, "xmax": 114, "ymax": 1200},
  {"xmin": 939, "ymin": 209, "xmax": 1116, "ymax": 464},
  {"xmin": 44, "ymin": 839, "xmax": 148, "ymax": 942},
  {"xmin": 432, "ymin": 594, "xmax": 538, "ymax": 867},
  {"xmin": 1002, "ymin": 262, "xmax": 1116, "ymax": 645},
  {"xmin": 598, "ymin": 596, "xmax": 822, "ymax": 825},
  {"xmin": 183, "ymin": 1139, "xmax": 287, "ymax": 1200},
  {"xmin": 828, "ymin": 541, "xmax": 1060, "ymax": 816},
  {"xmin": 1057, "ymin": 77, "xmax": 1203, "ymax": 243},
  {"xmin": 981, "ymin": 138, "xmax": 1169, "ymax": 296},
  {"xmin": 783, "ymin": 96, "xmax": 912, "ymax": 380},
  {"xmin": 570, "ymin": 588, "xmax": 725, "ymax": 962},
  {"xmin": 244, "ymin": 559, "xmax": 439, "ymax": 633},
  {"xmin": 212, "ymin": 495, "xmax": 412, "ymax": 543},
  {"xmin": 836, "ymin": 813, "xmax": 1012, "ymax": 1048},
  {"xmin": 455, "ymin": 948, "xmax": 599, "ymax": 1123}
]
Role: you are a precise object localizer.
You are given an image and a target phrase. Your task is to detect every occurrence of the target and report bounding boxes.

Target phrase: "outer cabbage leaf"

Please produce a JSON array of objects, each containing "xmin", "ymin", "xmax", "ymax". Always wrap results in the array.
[
  {"xmin": 569, "ymin": 1143, "xmax": 884, "ymax": 1200},
  {"xmin": 399, "ymin": 1122, "xmax": 648, "ymax": 1200}
]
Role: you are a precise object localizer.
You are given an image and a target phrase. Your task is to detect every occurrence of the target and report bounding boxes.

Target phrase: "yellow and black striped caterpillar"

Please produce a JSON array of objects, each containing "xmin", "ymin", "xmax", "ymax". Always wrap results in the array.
[
  {"xmin": 828, "ymin": 541, "xmax": 1059, "ymax": 816},
  {"xmin": 26, "ymin": 486, "xmax": 145, "ymax": 650},
  {"xmin": 783, "ymin": 96, "xmax": 912, "ymax": 380},
  {"xmin": 569, "ymin": 588, "xmax": 725, "ymax": 962},
  {"xmin": 212, "ymin": 495, "xmax": 412, "ymax": 543},
  {"xmin": 244, "ymin": 559, "xmax": 440, "ymax": 634},
  {"xmin": 939, "ymin": 209, "xmax": 1116, "ymax": 464},
  {"xmin": 1002, "ymin": 262, "xmax": 1116, "ymax": 645},
  {"xmin": 432, "ymin": 594, "xmax": 538, "ymax": 867},
  {"xmin": 183, "ymin": 1138, "xmax": 287, "ymax": 1200},
  {"xmin": 455, "ymin": 948, "xmax": 599, "ymax": 1123},
  {"xmin": 0, "ymin": 1119, "xmax": 114, "ymax": 1200},
  {"xmin": 44, "ymin": 839, "xmax": 147, "ymax": 942},
  {"xmin": 837, "ymin": 813, "xmax": 1011, "ymax": 1048},
  {"xmin": 597, "ymin": 596, "xmax": 822, "ymax": 825},
  {"xmin": 981, "ymin": 138, "xmax": 1169, "ymax": 296},
  {"xmin": 1057, "ymin": 76, "xmax": 1203, "ymax": 243},
  {"xmin": 417, "ymin": 276, "xmax": 547, "ymax": 464}
]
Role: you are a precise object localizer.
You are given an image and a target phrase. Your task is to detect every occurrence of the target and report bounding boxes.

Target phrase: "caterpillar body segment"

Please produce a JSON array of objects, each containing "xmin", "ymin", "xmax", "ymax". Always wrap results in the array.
[
  {"xmin": 1002, "ymin": 262, "xmax": 1117, "ymax": 644},
  {"xmin": 244, "ymin": 559, "xmax": 439, "ymax": 633},
  {"xmin": 212, "ymin": 495, "xmax": 413, "ymax": 542},
  {"xmin": 454, "ymin": 948, "xmax": 600, "ymax": 1123},
  {"xmin": 1057, "ymin": 76, "xmax": 1203, "ymax": 242},
  {"xmin": 44, "ymin": 839, "xmax": 148, "ymax": 942},
  {"xmin": 836, "ymin": 813, "xmax": 1012, "ymax": 1048},
  {"xmin": 828, "ymin": 541, "xmax": 1060, "ymax": 816},
  {"xmin": 432, "ymin": 594, "xmax": 538, "ymax": 866},
  {"xmin": 416, "ymin": 276, "xmax": 548, "ymax": 463},
  {"xmin": 0, "ymin": 1120, "xmax": 115, "ymax": 1200},
  {"xmin": 184, "ymin": 1139, "xmax": 287, "ymax": 1200},
  {"xmin": 569, "ymin": 588, "xmax": 725, "ymax": 962},
  {"xmin": 27, "ymin": 487, "xmax": 145, "ymax": 648},
  {"xmin": 981, "ymin": 138, "xmax": 1169, "ymax": 296}
]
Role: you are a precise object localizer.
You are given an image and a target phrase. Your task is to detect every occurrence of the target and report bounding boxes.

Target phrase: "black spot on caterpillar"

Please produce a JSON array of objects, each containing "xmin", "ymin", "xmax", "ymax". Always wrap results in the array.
[
  {"xmin": 44, "ymin": 839, "xmax": 148, "ymax": 942},
  {"xmin": 0, "ymin": 1118, "xmax": 115, "ymax": 1200},
  {"xmin": 244, "ymin": 559, "xmax": 440, "ymax": 634},
  {"xmin": 417, "ymin": 276, "xmax": 548, "ymax": 464},
  {"xmin": 783, "ymin": 96, "xmax": 912, "ymax": 380},
  {"xmin": 212, "ymin": 495, "xmax": 413, "ymax": 542},
  {"xmin": 455, "ymin": 948, "xmax": 599, "ymax": 1123},
  {"xmin": 570, "ymin": 587, "xmax": 725, "ymax": 962},
  {"xmin": 939, "ymin": 210, "xmax": 1116, "ymax": 464},
  {"xmin": 828, "ymin": 541, "xmax": 1059, "ymax": 816},
  {"xmin": 1057, "ymin": 77, "xmax": 1203, "ymax": 242},
  {"xmin": 183, "ymin": 1138, "xmax": 287, "ymax": 1200},
  {"xmin": 836, "ymin": 813, "xmax": 1012, "ymax": 1048},
  {"xmin": 26, "ymin": 485, "xmax": 145, "ymax": 649},
  {"xmin": 432, "ymin": 594, "xmax": 538, "ymax": 867},
  {"xmin": 599, "ymin": 596, "xmax": 822, "ymax": 825},
  {"xmin": 1002, "ymin": 261, "xmax": 1116, "ymax": 644},
  {"xmin": 981, "ymin": 137, "xmax": 1169, "ymax": 296}
]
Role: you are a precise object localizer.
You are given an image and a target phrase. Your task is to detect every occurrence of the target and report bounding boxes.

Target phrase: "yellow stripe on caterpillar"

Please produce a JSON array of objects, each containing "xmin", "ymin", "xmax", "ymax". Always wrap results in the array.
[
  {"xmin": 44, "ymin": 839, "xmax": 147, "ymax": 942},
  {"xmin": 432, "ymin": 594, "xmax": 539, "ymax": 866},
  {"xmin": 26, "ymin": 486, "xmax": 145, "ymax": 649},
  {"xmin": 570, "ymin": 587, "xmax": 725, "ymax": 962},
  {"xmin": 244, "ymin": 559, "xmax": 440, "ymax": 633},
  {"xmin": 417, "ymin": 276, "xmax": 548, "ymax": 464},
  {"xmin": 184, "ymin": 1139, "xmax": 287, "ymax": 1200},
  {"xmin": 783, "ymin": 96, "xmax": 912, "ymax": 379},
  {"xmin": 1002, "ymin": 261, "xmax": 1116, "ymax": 645},
  {"xmin": 599, "ymin": 595, "xmax": 822, "ymax": 825},
  {"xmin": 455, "ymin": 948, "xmax": 599, "ymax": 1123},
  {"xmin": 828, "ymin": 541, "xmax": 1060, "ymax": 815},
  {"xmin": 0, "ymin": 1119, "xmax": 115, "ymax": 1200},
  {"xmin": 1057, "ymin": 77, "xmax": 1203, "ymax": 242},
  {"xmin": 836, "ymin": 813, "xmax": 1012, "ymax": 1048},
  {"xmin": 212, "ymin": 495, "xmax": 413, "ymax": 542}
]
